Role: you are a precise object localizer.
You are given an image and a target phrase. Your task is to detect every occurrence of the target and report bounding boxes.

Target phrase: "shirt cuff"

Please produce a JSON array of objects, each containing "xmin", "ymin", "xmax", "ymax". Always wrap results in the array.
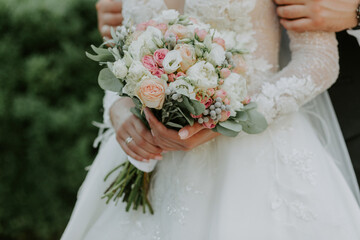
[{"xmin": 347, "ymin": 29, "xmax": 360, "ymax": 46}]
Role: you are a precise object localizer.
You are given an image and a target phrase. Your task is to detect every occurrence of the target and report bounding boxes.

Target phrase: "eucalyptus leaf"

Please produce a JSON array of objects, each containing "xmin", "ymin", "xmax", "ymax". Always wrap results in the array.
[
  {"xmin": 166, "ymin": 122, "xmax": 184, "ymax": 129},
  {"xmin": 234, "ymin": 111, "xmax": 248, "ymax": 122},
  {"xmin": 176, "ymin": 107, "xmax": 194, "ymax": 126},
  {"xmin": 242, "ymin": 102, "xmax": 257, "ymax": 111},
  {"xmin": 190, "ymin": 99, "xmax": 206, "ymax": 116},
  {"xmin": 219, "ymin": 120, "xmax": 243, "ymax": 132},
  {"xmin": 240, "ymin": 109, "xmax": 268, "ymax": 134},
  {"xmin": 86, "ymin": 45, "xmax": 115, "ymax": 62},
  {"xmin": 98, "ymin": 68, "xmax": 124, "ymax": 92},
  {"xmin": 181, "ymin": 97, "xmax": 195, "ymax": 115},
  {"xmin": 213, "ymin": 125, "xmax": 240, "ymax": 137}
]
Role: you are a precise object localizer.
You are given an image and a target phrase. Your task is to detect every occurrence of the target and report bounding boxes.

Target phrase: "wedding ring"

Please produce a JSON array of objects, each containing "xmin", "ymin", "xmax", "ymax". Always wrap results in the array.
[{"xmin": 125, "ymin": 136, "xmax": 133, "ymax": 145}]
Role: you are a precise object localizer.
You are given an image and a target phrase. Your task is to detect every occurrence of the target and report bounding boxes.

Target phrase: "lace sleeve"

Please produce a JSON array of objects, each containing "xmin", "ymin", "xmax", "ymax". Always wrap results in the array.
[{"xmin": 254, "ymin": 31, "xmax": 339, "ymax": 124}]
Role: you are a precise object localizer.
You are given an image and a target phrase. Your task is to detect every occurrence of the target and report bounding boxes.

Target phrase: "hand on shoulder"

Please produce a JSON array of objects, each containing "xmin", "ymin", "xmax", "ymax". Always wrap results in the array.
[{"xmin": 274, "ymin": 0, "xmax": 359, "ymax": 32}]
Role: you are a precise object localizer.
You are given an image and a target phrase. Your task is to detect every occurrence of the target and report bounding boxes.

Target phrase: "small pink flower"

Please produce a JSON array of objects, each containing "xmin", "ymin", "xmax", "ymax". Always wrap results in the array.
[
  {"xmin": 189, "ymin": 17, "xmax": 199, "ymax": 24},
  {"xmin": 207, "ymin": 88, "xmax": 215, "ymax": 96},
  {"xmin": 242, "ymin": 97, "xmax": 251, "ymax": 105},
  {"xmin": 168, "ymin": 73, "xmax": 176, "ymax": 82},
  {"xmin": 219, "ymin": 111, "xmax": 231, "ymax": 122},
  {"xmin": 215, "ymin": 89, "xmax": 227, "ymax": 100},
  {"xmin": 142, "ymin": 55, "xmax": 158, "ymax": 72},
  {"xmin": 213, "ymin": 37, "xmax": 226, "ymax": 49},
  {"xmin": 155, "ymin": 23, "xmax": 168, "ymax": 34},
  {"xmin": 203, "ymin": 119, "xmax": 216, "ymax": 129},
  {"xmin": 151, "ymin": 68, "xmax": 166, "ymax": 78},
  {"xmin": 191, "ymin": 113, "xmax": 203, "ymax": 119},
  {"xmin": 153, "ymin": 49, "xmax": 169, "ymax": 67},
  {"xmin": 176, "ymin": 72, "xmax": 186, "ymax": 78},
  {"xmin": 219, "ymin": 79, "xmax": 224, "ymax": 85},
  {"xmin": 220, "ymin": 68, "xmax": 231, "ymax": 79},
  {"xmin": 196, "ymin": 94, "xmax": 213, "ymax": 108},
  {"xmin": 194, "ymin": 28, "xmax": 208, "ymax": 41},
  {"xmin": 146, "ymin": 20, "xmax": 157, "ymax": 27},
  {"xmin": 224, "ymin": 98, "xmax": 231, "ymax": 105},
  {"xmin": 136, "ymin": 23, "xmax": 148, "ymax": 31},
  {"xmin": 232, "ymin": 55, "xmax": 247, "ymax": 74}
]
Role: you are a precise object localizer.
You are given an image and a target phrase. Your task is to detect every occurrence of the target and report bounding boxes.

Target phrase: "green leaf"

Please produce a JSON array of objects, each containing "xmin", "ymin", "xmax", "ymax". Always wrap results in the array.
[
  {"xmin": 234, "ymin": 111, "xmax": 248, "ymax": 122},
  {"xmin": 98, "ymin": 68, "xmax": 124, "ymax": 92},
  {"xmin": 190, "ymin": 99, "xmax": 206, "ymax": 115},
  {"xmin": 86, "ymin": 45, "xmax": 115, "ymax": 62},
  {"xmin": 242, "ymin": 102, "xmax": 257, "ymax": 111},
  {"xmin": 176, "ymin": 107, "xmax": 194, "ymax": 126},
  {"xmin": 219, "ymin": 120, "xmax": 243, "ymax": 132},
  {"xmin": 181, "ymin": 97, "xmax": 195, "ymax": 115},
  {"xmin": 166, "ymin": 122, "xmax": 184, "ymax": 129},
  {"xmin": 213, "ymin": 125, "xmax": 240, "ymax": 137},
  {"xmin": 240, "ymin": 109, "xmax": 268, "ymax": 134}
]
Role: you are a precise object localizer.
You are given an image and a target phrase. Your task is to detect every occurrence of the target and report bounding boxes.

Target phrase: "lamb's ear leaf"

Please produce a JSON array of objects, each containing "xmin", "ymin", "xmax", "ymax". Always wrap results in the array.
[{"xmin": 98, "ymin": 68, "xmax": 124, "ymax": 92}]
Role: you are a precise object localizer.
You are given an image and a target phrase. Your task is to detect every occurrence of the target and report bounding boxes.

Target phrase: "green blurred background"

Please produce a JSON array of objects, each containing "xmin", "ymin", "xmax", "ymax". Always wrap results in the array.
[{"xmin": 0, "ymin": 0, "xmax": 104, "ymax": 239}]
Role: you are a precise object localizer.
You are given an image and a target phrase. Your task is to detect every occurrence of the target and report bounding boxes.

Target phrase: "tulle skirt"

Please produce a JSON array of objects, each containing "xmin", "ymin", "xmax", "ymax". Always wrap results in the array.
[{"xmin": 62, "ymin": 111, "xmax": 360, "ymax": 239}]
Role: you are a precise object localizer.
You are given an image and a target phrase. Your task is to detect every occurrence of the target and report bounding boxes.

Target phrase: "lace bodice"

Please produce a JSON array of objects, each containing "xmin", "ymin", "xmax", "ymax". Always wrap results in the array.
[{"xmin": 103, "ymin": 0, "xmax": 339, "ymax": 126}]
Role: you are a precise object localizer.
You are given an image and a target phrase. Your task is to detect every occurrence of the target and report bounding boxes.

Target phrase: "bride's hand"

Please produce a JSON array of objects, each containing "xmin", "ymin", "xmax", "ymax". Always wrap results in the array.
[
  {"xmin": 144, "ymin": 108, "xmax": 220, "ymax": 152},
  {"xmin": 96, "ymin": 0, "xmax": 123, "ymax": 38},
  {"xmin": 110, "ymin": 98, "xmax": 164, "ymax": 162}
]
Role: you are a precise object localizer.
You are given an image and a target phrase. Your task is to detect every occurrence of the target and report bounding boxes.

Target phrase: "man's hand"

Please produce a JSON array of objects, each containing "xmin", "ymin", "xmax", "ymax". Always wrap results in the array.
[
  {"xmin": 96, "ymin": 0, "xmax": 123, "ymax": 38},
  {"xmin": 275, "ymin": 0, "xmax": 359, "ymax": 32}
]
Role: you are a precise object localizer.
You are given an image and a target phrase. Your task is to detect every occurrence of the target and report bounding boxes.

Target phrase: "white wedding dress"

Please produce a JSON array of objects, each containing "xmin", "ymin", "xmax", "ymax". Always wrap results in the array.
[{"xmin": 62, "ymin": 0, "xmax": 360, "ymax": 239}]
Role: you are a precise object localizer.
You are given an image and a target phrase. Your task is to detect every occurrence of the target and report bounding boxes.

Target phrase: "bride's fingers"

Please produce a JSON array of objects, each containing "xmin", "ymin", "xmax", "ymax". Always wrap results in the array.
[
  {"xmin": 127, "ymin": 126, "xmax": 163, "ymax": 156},
  {"xmin": 274, "ymin": 0, "xmax": 306, "ymax": 5},
  {"xmin": 117, "ymin": 135, "xmax": 145, "ymax": 162},
  {"xmin": 96, "ymin": 0, "xmax": 122, "ymax": 13},
  {"xmin": 102, "ymin": 13, "xmax": 123, "ymax": 26},
  {"xmin": 132, "ymin": 119, "xmax": 163, "ymax": 151},
  {"xmin": 280, "ymin": 18, "xmax": 313, "ymax": 32},
  {"xmin": 277, "ymin": 5, "xmax": 308, "ymax": 19},
  {"xmin": 178, "ymin": 123, "xmax": 205, "ymax": 140}
]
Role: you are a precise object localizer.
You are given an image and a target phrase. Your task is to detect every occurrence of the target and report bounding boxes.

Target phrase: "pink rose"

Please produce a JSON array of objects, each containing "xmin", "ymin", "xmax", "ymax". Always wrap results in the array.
[
  {"xmin": 219, "ymin": 111, "xmax": 231, "ymax": 122},
  {"xmin": 142, "ymin": 55, "xmax": 158, "ymax": 72},
  {"xmin": 174, "ymin": 44, "xmax": 196, "ymax": 72},
  {"xmin": 220, "ymin": 68, "xmax": 231, "ymax": 79},
  {"xmin": 213, "ymin": 37, "xmax": 226, "ymax": 49},
  {"xmin": 203, "ymin": 119, "xmax": 216, "ymax": 129},
  {"xmin": 207, "ymin": 88, "xmax": 215, "ymax": 96},
  {"xmin": 232, "ymin": 55, "xmax": 247, "ymax": 74},
  {"xmin": 136, "ymin": 77, "xmax": 167, "ymax": 109},
  {"xmin": 194, "ymin": 28, "xmax": 208, "ymax": 41},
  {"xmin": 153, "ymin": 49, "xmax": 169, "ymax": 67},
  {"xmin": 215, "ymin": 89, "xmax": 227, "ymax": 100},
  {"xmin": 191, "ymin": 114, "xmax": 203, "ymax": 119},
  {"xmin": 151, "ymin": 68, "xmax": 166, "ymax": 78},
  {"xmin": 176, "ymin": 72, "xmax": 186, "ymax": 78},
  {"xmin": 242, "ymin": 97, "xmax": 251, "ymax": 105},
  {"xmin": 146, "ymin": 20, "xmax": 157, "ymax": 27},
  {"xmin": 155, "ymin": 23, "xmax": 168, "ymax": 34},
  {"xmin": 196, "ymin": 95, "xmax": 213, "ymax": 108},
  {"xmin": 165, "ymin": 24, "xmax": 191, "ymax": 40},
  {"xmin": 168, "ymin": 73, "xmax": 176, "ymax": 82}
]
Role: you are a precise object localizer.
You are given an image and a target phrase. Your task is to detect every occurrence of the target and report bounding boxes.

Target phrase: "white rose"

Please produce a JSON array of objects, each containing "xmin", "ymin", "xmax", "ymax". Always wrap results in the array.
[
  {"xmin": 155, "ymin": 10, "xmax": 180, "ymax": 24},
  {"xmin": 162, "ymin": 50, "xmax": 182, "ymax": 74},
  {"xmin": 110, "ymin": 59, "xmax": 128, "ymax": 79},
  {"xmin": 205, "ymin": 43, "xmax": 226, "ymax": 66},
  {"xmin": 186, "ymin": 61, "xmax": 218, "ymax": 89},
  {"xmin": 169, "ymin": 79, "xmax": 196, "ymax": 99},
  {"xmin": 123, "ymin": 61, "xmax": 151, "ymax": 96},
  {"xmin": 221, "ymin": 73, "xmax": 248, "ymax": 115},
  {"xmin": 128, "ymin": 26, "xmax": 162, "ymax": 60}
]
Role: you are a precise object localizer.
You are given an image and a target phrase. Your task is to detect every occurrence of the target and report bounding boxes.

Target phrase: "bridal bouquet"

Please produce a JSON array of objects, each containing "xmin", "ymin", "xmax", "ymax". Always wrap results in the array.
[{"xmin": 87, "ymin": 10, "xmax": 267, "ymax": 214}]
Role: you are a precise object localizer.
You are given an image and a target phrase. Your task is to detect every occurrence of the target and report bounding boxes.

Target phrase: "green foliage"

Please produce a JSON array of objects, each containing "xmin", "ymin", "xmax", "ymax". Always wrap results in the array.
[{"xmin": 0, "ymin": 0, "xmax": 104, "ymax": 239}]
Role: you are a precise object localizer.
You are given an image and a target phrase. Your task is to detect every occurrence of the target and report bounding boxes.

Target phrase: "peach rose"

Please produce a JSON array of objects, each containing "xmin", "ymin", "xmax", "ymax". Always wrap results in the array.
[
  {"xmin": 220, "ymin": 68, "xmax": 231, "ymax": 79},
  {"xmin": 155, "ymin": 23, "xmax": 168, "ymax": 34},
  {"xmin": 213, "ymin": 37, "xmax": 226, "ymax": 49},
  {"xmin": 165, "ymin": 24, "xmax": 191, "ymax": 40},
  {"xmin": 168, "ymin": 73, "xmax": 176, "ymax": 82},
  {"xmin": 142, "ymin": 55, "xmax": 158, "ymax": 72},
  {"xmin": 153, "ymin": 49, "xmax": 169, "ymax": 67},
  {"xmin": 136, "ymin": 77, "xmax": 167, "ymax": 109},
  {"xmin": 232, "ymin": 55, "xmax": 247, "ymax": 74},
  {"xmin": 174, "ymin": 44, "xmax": 196, "ymax": 72},
  {"xmin": 203, "ymin": 119, "xmax": 216, "ymax": 129},
  {"xmin": 215, "ymin": 89, "xmax": 227, "ymax": 100},
  {"xmin": 195, "ymin": 28, "xmax": 208, "ymax": 41},
  {"xmin": 219, "ymin": 111, "xmax": 231, "ymax": 122},
  {"xmin": 176, "ymin": 72, "xmax": 186, "ymax": 78}
]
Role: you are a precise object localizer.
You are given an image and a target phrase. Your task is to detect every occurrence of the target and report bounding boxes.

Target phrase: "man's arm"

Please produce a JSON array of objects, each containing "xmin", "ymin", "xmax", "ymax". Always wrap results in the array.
[{"xmin": 274, "ymin": 0, "xmax": 359, "ymax": 32}]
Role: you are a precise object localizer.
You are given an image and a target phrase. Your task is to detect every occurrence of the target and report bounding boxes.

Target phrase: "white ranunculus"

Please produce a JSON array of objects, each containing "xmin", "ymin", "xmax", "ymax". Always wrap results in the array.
[
  {"xmin": 205, "ymin": 43, "xmax": 226, "ymax": 67},
  {"xmin": 162, "ymin": 50, "xmax": 182, "ymax": 74},
  {"xmin": 123, "ymin": 61, "xmax": 151, "ymax": 96},
  {"xmin": 221, "ymin": 73, "xmax": 248, "ymax": 115},
  {"xmin": 169, "ymin": 78, "xmax": 196, "ymax": 99},
  {"xmin": 128, "ymin": 26, "xmax": 162, "ymax": 60},
  {"xmin": 111, "ymin": 59, "xmax": 128, "ymax": 79},
  {"xmin": 186, "ymin": 61, "xmax": 218, "ymax": 89},
  {"xmin": 155, "ymin": 9, "xmax": 180, "ymax": 24}
]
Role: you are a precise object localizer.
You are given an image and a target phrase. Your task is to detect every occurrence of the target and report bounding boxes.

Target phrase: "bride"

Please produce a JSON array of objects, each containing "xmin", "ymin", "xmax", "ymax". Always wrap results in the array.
[{"xmin": 62, "ymin": 0, "xmax": 360, "ymax": 239}]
